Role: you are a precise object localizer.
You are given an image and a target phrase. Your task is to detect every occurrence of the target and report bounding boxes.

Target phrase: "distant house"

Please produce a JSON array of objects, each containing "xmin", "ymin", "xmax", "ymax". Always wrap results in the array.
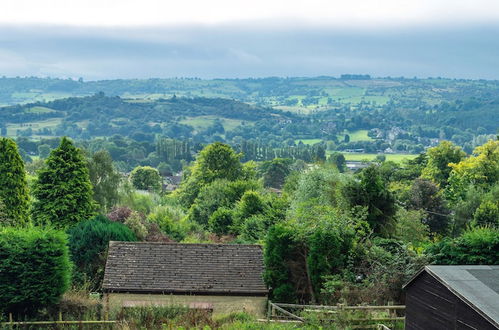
[
  {"xmin": 403, "ymin": 265, "xmax": 499, "ymax": 330},
  {"xmin": 103, "ymin": 242, "xmax": 268, "ymax": 316}
]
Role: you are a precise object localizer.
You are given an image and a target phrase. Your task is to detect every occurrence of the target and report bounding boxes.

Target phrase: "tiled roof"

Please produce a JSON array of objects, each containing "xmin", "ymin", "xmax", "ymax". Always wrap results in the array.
[{"xmin": 102, "ymin": 241, "xmax": 268, "ymax": 295}]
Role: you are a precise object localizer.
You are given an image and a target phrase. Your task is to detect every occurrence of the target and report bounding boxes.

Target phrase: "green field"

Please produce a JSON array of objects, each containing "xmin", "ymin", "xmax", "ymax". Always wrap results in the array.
[
  {"xmin": 6, "ymin": 118, "xmax": 62, "ymax": 137},
  {"xmin": 26, "ymin": 106, "xmax": 56, "ymax": 113},
  {"xmin": 342, "ymin": 153, "xmax": 418, "ymax": 162},
  {"xmin": 337, "ymin": 130, "xmax": 373, "ymax": 142},
  {"xmin": 179, "ymin": 116, "xmax": 250, "ymax": 132}
]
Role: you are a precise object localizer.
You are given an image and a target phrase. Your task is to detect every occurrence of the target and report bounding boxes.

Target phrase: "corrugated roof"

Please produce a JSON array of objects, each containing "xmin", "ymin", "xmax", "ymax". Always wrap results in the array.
[
  {"xmin": 404, "ymin": 265, "xmax": 499, "ymax": 328},
  {"xmin": 102, "ymin": 241, "xmax": 268, "ymax": 295}
]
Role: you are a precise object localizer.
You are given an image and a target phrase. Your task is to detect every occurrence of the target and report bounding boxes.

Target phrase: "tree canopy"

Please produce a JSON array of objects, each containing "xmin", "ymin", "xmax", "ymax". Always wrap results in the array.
[{"xmin": 32, "ymin": 137, "xmax": 95, "ymax": 228}]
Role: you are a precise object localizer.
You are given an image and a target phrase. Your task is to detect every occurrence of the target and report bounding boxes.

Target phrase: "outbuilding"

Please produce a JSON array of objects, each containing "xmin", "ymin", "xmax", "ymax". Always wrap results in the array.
[
  {"xmin": 102, "ymin": 241, "xmax": 268, "ymax": 316},
  {"xmin": 403, "ymin": 265, "xmax": 499, "ymax": 330}
]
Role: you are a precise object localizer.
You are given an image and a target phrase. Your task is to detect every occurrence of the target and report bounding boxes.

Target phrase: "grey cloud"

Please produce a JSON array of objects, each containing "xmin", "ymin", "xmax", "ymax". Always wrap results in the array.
[{"xmin": 0, "ymin": 24, "xmax": 498, "ymax": 79}]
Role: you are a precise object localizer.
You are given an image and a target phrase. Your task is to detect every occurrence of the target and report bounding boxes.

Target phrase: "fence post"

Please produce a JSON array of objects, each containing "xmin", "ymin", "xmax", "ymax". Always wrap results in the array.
[{"xmin": 267, "ymin": 300, "xmax": 272, "ymax": 321}]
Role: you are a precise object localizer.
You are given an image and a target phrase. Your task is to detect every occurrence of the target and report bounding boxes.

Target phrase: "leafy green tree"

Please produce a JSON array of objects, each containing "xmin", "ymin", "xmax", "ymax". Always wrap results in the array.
[
  {"xmin": 394, "ymin": 208, "xmax": 429, "ymax": 247},
  {"xmin": 345, "ymin": 165, "xmax": 397, "ymax": 237},
  {"xmin": 233, "ymin": 190, "xmax": 268, "ymax": 230},
  {"xmin": 188, "ymin": 179, "xmax": 259, "ymax": 226},
  {"xmin": 32, "ymin": 137, "xmax": 95, "ymax": 228},
  {"xmin": 408, "ymin": 179, "xmax": 450, "ymax": 235},
  {"xmin": 422, "ymin": 141, "xmax": 465, "ymax": 187},
  {"xmin": 0, "ymin": 227, "xmax": 71, "ymax": 314},
  {"xmin": 328, "ymin": 152, "xmax": 346, "ymax": 172},
  {"xmin": 0, "ymin": 138, "xmax": 30, "ymax": 226},
  {"xmin": 195, "ymin": 142, "xmax": 243, "ymax": 183},
  {"xmin": 261, "ymin": 158, "xmax": 291, "ymax": 188},
  {"xmin": 88, "ymin": 150, "xmax": 121, "ymax": 212},
  {"xmin": 447, "ymin": 140, "xmax": 499, "ymax": 201},
  {"xmin": 175, "ymin": 143, "xmax": 243, "ymax": 207},
  {"xmin": 289, "ymin": 166, "xmax": 349, "ymax": 216},
  {"xmin": 473, "ymin": 200, "xmax": 499, "ymax": 227},
  {"xmin": 130, "ymin": 166, "xmax": 162, "ymax": 191}
]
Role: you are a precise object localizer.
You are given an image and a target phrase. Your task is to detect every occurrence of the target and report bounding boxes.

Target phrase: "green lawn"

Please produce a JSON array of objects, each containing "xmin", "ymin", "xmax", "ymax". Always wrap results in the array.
[
  {"xmin": 337, "ymin": 130, "xmax": 373, "ymax": 142},
  {"xmin": 341, "ymin": 153, "xmax": 418, "ymax": 162}
]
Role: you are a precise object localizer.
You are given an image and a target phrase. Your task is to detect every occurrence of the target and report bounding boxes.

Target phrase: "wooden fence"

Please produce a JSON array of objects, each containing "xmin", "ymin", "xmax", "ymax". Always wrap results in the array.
[
  {"xmin": 265, "ymin": 301, "xmax": 405, "ymax": 329},
  {"xmin": 1, "ymin": 311, "xmax": 118, "ymax": 328}
]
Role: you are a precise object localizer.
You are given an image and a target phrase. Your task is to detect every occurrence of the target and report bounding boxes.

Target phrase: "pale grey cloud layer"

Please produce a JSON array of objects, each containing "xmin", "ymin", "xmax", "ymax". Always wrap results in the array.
[{"xmin": 1, "ymin": 24, "xmax": 498, "ymax": 80}]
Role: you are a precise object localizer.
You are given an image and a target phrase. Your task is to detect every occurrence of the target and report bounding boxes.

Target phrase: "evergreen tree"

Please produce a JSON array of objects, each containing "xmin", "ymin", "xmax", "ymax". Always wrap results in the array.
[
  {"xmin": 32, "ymin": 137, "xmax": 95, "ymax": 228},
  {"xmin": 0, "ymin": 138, "xmax": 30, "ymax": 225}
]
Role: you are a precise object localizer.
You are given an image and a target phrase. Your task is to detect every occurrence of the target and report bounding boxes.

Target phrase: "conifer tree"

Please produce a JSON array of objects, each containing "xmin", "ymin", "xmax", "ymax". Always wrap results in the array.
[
  {"xmin": 32, "ymin": 137, "xmax": 94, "ymax": 228},
  {"xmin": 0, "ymin": 138, "xmax": 30, "ymax": 225}
]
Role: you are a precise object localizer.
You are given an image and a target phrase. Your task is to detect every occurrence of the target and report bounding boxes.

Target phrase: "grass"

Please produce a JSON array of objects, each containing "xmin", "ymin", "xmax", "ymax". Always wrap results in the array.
[
  {"xmin": 341, "ymin": 153, "xmax": 418, "ymax": 162},
  {"xmin": 26, "ymin": 106, "xmax": 56, "ymax": 113},
  {"xmin": 337, "ymin": 130, "xmax": 373, "ymax": 142},
  {"xmin": 6, "ymin": 118, "xmax": 62, "ymax": 137}
]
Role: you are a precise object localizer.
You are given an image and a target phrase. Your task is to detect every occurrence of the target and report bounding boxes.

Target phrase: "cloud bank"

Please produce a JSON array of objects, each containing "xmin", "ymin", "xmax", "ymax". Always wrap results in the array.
[{"xmin": 1, "ymin": 24, "xmax": 498, "ymax": 80}]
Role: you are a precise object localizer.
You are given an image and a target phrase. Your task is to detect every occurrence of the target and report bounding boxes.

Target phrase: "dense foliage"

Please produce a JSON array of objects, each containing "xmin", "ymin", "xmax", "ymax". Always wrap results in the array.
[
  {"xmin": 425, "ymin": 227, "xmax": 499, "ymax": 265},
  {"xmin": 67, "ymin": 215, "xmax": 137, "ymax": 288},
  {"xmin": 32, "ymin": 137, "xmax": 95, "ymax": 228},
  {"xmin": 0, "ymin": 138, "xmax": 30, "ymax": 225},
  {"xmin": 130, "ymin": 166, "xmax": 162, "ymax": 191},
  {"xmin": 0, "ymin": 227, "xmax": 71, "ymax": 314}
]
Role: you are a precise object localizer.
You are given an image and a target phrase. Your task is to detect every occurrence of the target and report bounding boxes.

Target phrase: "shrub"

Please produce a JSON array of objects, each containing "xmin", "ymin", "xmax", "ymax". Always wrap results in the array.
[
  {"xmin": 106, "ymin": 206, "xmax": 133, "ymax": 223},
  {"xmin": 124, "ymin": 211, "xmax": 148, "ymax": 241},
  {"xmin": 0, "ymin": 227, "xmax": 71, "ymax": 314},
  {"xmin": 209, "ymin": 207, "xmax": 235, "ymax": 236},
  {"xmin": 67, "ymin": 215, "xmax": 136, "ymax": 289},
  {"xmin": 425, "ymin": 226, "xmax": 499, "ymax": 265},
  {"xmin": 147, "ymin": 205, "xmax": 191, "ymax": 241}
]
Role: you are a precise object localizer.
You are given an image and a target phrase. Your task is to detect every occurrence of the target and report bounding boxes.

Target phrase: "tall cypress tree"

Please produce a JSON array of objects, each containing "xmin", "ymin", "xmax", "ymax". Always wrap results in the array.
[
  {"xmin": 0, "ymin": 138, "xmax": 30, "ymax": 226},
  {"xmin": 33, "ymin": 137, "xmax": 95, "ymax": 228}
]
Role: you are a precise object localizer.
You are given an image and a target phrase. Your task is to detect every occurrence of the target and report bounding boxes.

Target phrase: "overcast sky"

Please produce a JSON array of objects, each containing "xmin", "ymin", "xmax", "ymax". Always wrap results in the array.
[{"xmin": 1, "ymin": 0, "xmax": 499, "ymax": 79}]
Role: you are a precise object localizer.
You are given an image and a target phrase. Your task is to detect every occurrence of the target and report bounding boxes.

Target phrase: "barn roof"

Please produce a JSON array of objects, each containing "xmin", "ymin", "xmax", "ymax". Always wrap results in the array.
[
  {"xmin": 404, "ymin": 265, "xmax": 499, "ymax": 328},
  {"xmin": 102, "ymin": 241, "xmax": 268, "ymax": 295}
]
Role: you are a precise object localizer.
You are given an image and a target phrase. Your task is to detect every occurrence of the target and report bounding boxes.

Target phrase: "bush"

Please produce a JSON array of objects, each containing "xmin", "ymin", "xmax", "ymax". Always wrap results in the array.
[
  {"xmin": 124, "ymin": 211, "xmax": 148, "ymax": 241},
  {"xmin": 147, "ymin": 205, "xmax": 191, "ymax": 241},
  {"xmin": 0, "ymin": 227, "xmax": 71, "ymax": 314},
  {"xmin": 209, "ymin": 207, "xmax": 235, "ymax": 236},
  {"xmin": 67, "ymin": 215, "xmax": 136, "ymax": 289},
  {"xmin": 425, "ymin": 226, "xmax": 499, "ymax": 265}
]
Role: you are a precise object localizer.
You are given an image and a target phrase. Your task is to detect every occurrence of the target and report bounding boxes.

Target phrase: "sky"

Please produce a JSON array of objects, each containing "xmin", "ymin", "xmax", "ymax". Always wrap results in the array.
[{"xmin": 1, "ymin": 0, "xmax": 499, "ymax": 80}]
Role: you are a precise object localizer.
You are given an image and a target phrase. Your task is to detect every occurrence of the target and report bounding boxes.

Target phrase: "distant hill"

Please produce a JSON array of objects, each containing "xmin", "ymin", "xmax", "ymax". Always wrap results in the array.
[{"xmin": 0, "ymin": 77, "xmax": 497, "ymax": 154}]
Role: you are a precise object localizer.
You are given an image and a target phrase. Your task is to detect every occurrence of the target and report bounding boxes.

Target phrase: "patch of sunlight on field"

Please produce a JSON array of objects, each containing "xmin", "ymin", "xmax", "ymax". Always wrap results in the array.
[
  {"xmin": 341, "ymin": 153, "xmax": 418, "ymax": 162},
  {"xmin": 6, "ymin": 118, "xmax": 62, "ymax": 137}
]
